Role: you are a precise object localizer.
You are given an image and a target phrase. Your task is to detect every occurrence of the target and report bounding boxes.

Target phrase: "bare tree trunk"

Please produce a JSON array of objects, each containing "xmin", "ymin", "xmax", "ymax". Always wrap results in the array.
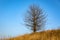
[{"xmin": 33, "ymin": 26, "xmax": 36, "ymax": 32}]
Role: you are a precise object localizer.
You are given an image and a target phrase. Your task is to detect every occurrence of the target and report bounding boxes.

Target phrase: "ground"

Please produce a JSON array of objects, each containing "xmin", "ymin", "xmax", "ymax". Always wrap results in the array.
[{"xmin": 3, "ymin": 29, "xmax": 60, "ymax": 40}]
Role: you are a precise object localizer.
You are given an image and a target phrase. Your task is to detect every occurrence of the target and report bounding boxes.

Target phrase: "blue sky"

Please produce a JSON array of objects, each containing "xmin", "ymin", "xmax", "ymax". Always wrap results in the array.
[{"xmin": 0, "ymin": 0, "xmax": 60, "ymax": 38}]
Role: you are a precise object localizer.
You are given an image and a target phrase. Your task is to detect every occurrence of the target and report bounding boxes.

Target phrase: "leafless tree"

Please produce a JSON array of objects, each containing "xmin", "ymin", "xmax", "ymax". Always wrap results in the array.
[{"xmin": 24, "ymin": 4, "xmax": 46, "ymax": 32}]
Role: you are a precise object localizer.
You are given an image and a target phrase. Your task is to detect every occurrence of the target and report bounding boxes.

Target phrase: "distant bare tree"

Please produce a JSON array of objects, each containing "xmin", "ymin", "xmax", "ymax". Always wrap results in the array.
[{"xmin": 24, "ymin": 4, "xmax": 46, "ymax": 32}]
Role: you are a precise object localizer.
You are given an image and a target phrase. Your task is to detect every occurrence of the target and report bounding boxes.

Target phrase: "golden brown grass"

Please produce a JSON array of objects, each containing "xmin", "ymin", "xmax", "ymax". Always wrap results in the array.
[{"xmin": 6, "ymin": 29, "xmax": 60, "ymax": 40}]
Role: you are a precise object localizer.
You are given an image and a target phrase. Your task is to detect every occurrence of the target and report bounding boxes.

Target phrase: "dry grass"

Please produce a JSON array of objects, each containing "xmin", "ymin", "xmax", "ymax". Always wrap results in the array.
[{"xmin": 4, "ymin": 29, "xmax": 60, "ymax": 40}]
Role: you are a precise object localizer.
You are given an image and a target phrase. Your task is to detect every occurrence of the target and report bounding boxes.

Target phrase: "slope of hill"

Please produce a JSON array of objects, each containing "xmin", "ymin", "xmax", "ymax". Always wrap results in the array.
[{"xmin": 7, "ymin": 29, "xmax": 60, "ymax": 40}]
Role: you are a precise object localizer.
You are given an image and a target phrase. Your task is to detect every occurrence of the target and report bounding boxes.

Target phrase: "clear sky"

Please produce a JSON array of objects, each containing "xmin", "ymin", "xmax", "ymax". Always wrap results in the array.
[{"xmin": 0, "ymin": 0, "xmax": 60, "ymax": 38}]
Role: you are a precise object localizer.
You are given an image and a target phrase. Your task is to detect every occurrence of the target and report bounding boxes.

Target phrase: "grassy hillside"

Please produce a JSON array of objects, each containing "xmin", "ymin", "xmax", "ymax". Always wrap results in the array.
[{"xmin": 7, "ymin": 29, "xmax": 60, "ymax": 40}]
